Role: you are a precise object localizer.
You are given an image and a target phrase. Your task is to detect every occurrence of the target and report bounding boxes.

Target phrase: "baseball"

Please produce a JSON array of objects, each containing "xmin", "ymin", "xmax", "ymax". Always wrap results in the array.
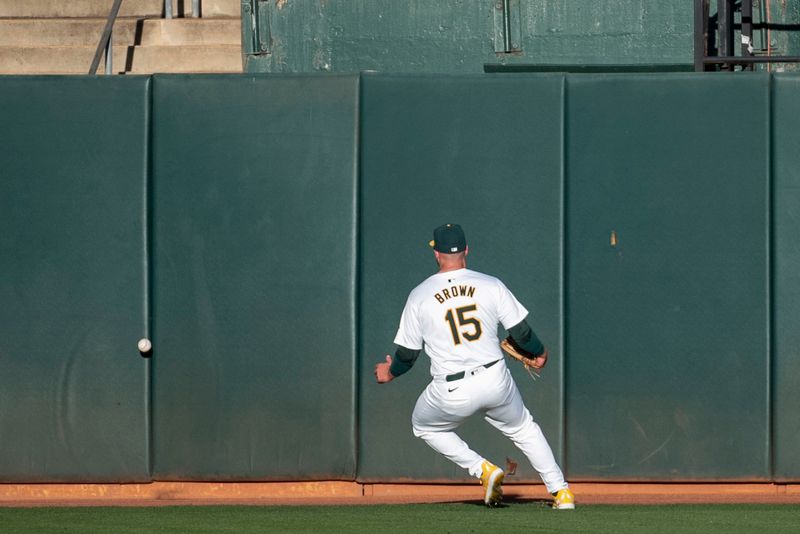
[{"xmin": 137, "ymin": 338, "xmax": 152, "ymax": 353}]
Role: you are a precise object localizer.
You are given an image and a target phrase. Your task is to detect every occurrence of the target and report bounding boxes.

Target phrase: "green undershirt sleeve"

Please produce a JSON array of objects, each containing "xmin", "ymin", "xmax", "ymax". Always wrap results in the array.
[
  {"xmin": 507, "ymin": 319, "xmax": 545, "ymax": 356},
  {"xmin": 390, "ymin": 345, "xmax": 421, "ymax": 378}
]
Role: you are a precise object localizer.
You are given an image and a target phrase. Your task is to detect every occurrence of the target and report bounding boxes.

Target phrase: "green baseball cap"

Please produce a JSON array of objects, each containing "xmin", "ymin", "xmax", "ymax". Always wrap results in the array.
[{"xmin": 429, "ymin": 223, "xmax": 467, "ymax": 253}]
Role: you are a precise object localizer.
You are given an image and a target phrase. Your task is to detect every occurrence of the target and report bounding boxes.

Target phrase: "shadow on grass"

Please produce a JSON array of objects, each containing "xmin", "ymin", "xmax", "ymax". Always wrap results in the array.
[{"xmin": 441, "ymin": 497, "xmax": 552, "ymax": 508}]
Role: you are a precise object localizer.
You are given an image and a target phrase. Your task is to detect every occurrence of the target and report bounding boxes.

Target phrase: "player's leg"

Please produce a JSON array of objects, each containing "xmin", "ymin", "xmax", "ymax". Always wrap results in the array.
[
  {"xmin": 412, "ymin": 379, "xmax": 506, "ymax": 506},
  {"xmin": 482, "ymin": 367, "xmax": 568, "ymax": 495},
  {"xmin": 411, "ymin": 381, "xmax": 485, "ymax": 476}
]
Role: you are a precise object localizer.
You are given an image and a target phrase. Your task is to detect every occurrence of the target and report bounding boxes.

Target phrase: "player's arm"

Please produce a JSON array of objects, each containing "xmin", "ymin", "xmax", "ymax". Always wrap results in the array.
[
  {"xmin": 379, "ymin": 293, "xmax": 423, "ymax": 384},
  {"xmin": 507, "ymin": 319, "xmax": 548, "ymax": 368},
  {"xmin": 375, "ymin": 345, "xmax": 421, "ymax": 384},
  {"xmin": 390, "ymin": 345, "xmax": 421, "ymax": 377}
]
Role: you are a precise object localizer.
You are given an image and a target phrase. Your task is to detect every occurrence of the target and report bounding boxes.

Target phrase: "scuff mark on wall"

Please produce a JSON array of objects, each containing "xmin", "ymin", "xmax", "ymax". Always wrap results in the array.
[{"xmin": 639, "ymin": 430, "xmax": 675, "ymax": 465}]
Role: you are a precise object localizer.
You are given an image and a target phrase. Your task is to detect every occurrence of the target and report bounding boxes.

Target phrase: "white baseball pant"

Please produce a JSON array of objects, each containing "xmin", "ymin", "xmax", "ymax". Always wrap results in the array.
[{"xmin": 411, "ymin": 359, "xmax": 567, "ymax": 494}]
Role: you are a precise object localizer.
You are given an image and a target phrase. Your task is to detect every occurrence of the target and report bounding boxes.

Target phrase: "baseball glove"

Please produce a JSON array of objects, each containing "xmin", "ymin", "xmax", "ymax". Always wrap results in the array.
[{"xmin": 500, "ymin": 337, "xmax": 547, "ymax": 375}]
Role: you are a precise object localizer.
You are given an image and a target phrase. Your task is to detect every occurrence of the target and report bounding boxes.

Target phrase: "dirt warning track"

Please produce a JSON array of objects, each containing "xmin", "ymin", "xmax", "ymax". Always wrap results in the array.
[{"xmin": 2, "ymin": 482, "xmax": 800, "ymax": 507}]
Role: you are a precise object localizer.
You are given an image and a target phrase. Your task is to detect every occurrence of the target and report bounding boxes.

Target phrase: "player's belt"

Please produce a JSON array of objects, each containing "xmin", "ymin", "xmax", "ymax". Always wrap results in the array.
[{"xmin": 445, "ymin": 359, "xmax": 500, "ymax": 382}]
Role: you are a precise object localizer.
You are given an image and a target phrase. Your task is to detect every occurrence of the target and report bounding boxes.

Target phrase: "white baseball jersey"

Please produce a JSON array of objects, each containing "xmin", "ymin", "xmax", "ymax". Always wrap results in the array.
[{"xmin": 394, "ymin": 267, "xmax": 528, "ymax": 377}]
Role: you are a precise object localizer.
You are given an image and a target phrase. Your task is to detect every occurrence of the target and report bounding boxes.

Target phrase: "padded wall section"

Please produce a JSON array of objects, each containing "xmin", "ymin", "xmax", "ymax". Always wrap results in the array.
[
  {"xmin": 772, "ymin": 75, "xmax": 800, "ymax": 481},
  {"xmin": 566, "ymin": 74, "xmax": 770, "ymax": 480},
  {"xmin": 152, "ymin": 75, "xmax": 358, "ymax": 480},
  {"xmin": 358, "ymin": 74, "xmax": 565, "ymax": 482},
  {"xmin": 0, "ymin": 77, "xmax": 151, "ymax": 482}
]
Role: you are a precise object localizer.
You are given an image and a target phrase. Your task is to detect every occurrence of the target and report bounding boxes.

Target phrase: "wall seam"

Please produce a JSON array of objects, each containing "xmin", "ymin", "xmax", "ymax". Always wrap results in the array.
[
  {"xmin": 353, "ymin": 72, "xmax": 363, "ymax": 482},
  {"xmin": 145, "ymin": 74, "xmax": 155, "ymax": 481},
  {"xmin": 767, "ymin": 72, "xmax": 775, "ymax": 482},
  {"xmin": 560, "ymin": 73, "xmax": 569, "ymax": 476}
]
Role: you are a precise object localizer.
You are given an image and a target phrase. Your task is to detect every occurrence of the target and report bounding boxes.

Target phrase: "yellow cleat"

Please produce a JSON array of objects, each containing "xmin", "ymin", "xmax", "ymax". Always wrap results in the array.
[
  {"xmin": 552, "ymin": 487, "xmax": 575, "ymax": 510},
  {"xmin": 479, "ymin": 460, "xmax": 504, "ymax": 507}
]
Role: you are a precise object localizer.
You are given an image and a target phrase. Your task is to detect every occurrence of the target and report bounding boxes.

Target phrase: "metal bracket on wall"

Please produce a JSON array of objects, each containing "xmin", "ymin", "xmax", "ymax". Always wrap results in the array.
[
  {"xmin": 695, "ymin": 0, "xmax": 800, "ymax": 71},
  {"xmin": 493, "ymin": 0, "xmax": 522, "ymax": 54},
  {"xmin": 242, "ymin": 0, "xmax": 271, "ymax": 55}
]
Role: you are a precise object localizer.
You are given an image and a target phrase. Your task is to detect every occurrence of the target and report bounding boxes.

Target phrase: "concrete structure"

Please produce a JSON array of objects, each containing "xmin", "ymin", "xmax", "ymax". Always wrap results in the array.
[
  {"xmin": 0, "ymin": 0, "xmax": 242, "ymax": 74},
  {"xmin": 241, "ymin": 1, "xmax": 800, "ymax": 74}
]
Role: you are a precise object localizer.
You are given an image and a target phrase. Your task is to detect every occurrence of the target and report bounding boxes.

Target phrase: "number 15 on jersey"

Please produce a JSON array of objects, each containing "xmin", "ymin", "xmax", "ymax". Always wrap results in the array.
[{"xmin": 444, "ymin": 304, "xmax": 483, "ymax": 345}]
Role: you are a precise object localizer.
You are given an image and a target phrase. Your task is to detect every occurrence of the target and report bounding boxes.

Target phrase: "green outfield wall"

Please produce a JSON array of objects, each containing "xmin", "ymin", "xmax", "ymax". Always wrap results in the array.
[
  {"xmin": 0, "ymin": 77, "xmax": 151, "ymax": 482},
  {"xmin": 772, "ymin": 75, "xmax": 800, "ymax": 481},
  {"xmin": 565, "ymin": 74, "xmax": 770, "ymax": 480},
  {"xmin": 150, "ymin": 75, "xmax": 359, "ymax": 480},
  {"xmin": 358, "ymin": 74, "xmax": 565, "ymax": 482},
  {"xmin": 1, "ymin": 73, "xmax": 799, "ymax": 483}
]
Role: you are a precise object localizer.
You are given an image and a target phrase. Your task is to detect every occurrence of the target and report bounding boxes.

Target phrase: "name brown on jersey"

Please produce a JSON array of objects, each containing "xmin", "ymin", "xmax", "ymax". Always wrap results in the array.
[{"xmin": 434, "ymin": 285, "xmax": 476, "ymax": 304}]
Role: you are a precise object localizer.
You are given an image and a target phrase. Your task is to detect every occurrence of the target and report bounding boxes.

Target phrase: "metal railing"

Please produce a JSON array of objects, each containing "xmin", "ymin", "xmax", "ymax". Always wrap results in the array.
[
  {"xmin": 694, "ymin": 0, "xmax": 800, "ymax": 71},
  {"xmin": 90, "ymin": 0, "xmax": 202, "ymax": 75},
  {"xmin": 89, "ymin": 0, "xmax": 124, "ymax": 75}
]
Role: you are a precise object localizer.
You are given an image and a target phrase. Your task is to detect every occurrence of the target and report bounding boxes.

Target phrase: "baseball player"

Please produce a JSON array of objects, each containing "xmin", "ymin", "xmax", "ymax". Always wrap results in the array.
[{"xmin": 375, "ymin": 223, "xmax": 574, "ymax": 509}]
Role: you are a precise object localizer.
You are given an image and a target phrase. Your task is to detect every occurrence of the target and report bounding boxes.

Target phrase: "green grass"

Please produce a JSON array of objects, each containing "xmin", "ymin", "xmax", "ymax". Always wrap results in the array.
[{"xmin": 1, "ymin": 503, "xmax": 799, "ymax": 533}]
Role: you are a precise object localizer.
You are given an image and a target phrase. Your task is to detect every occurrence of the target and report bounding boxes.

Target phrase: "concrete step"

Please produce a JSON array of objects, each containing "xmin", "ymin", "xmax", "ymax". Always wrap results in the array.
[
  {"xmin": 139, "ymin": 18, "xmax": 241, "ymax": 46},
  {"xmin": 0, "ymin": 0, "xmax": 240, "ymax": 18},
  {"xmin": 0, "ymin": 46, "xmax": 115, "ymax": 74},
  {"xmin": 0, "ymin": 18, "xmax": 242, "ymax": 47},
  {"xmin": 0, "ymin": 45, "xmax": 242, "ymax": 74},
  {"xmin": 126, "ymin": 44, "xmax": 242, "ymax": 73}
]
